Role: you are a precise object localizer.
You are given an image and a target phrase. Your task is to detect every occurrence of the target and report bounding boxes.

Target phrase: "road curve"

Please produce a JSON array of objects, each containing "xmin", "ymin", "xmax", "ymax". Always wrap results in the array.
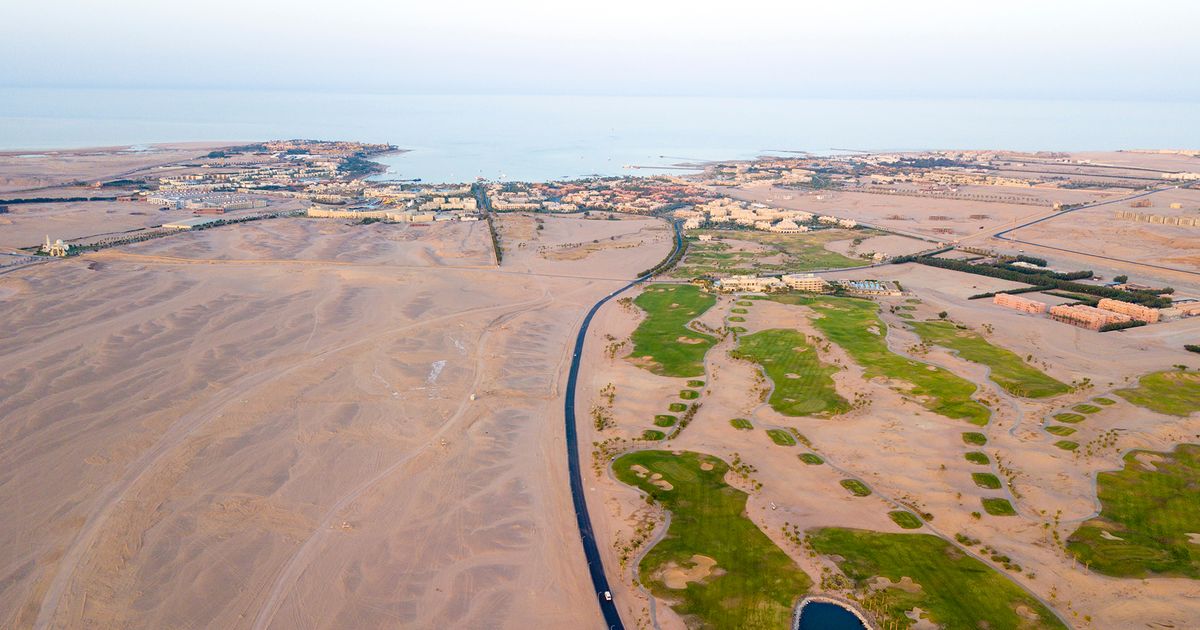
[{"xmin": 564, "ymin": 221, "xmax": 683, "ymax": 630}]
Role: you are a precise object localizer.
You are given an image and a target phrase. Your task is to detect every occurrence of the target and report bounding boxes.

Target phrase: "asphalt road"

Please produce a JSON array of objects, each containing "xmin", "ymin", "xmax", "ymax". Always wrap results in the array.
[{"xmin": 563, "ymin": 222, "xmax": 682, "ymax": 630}]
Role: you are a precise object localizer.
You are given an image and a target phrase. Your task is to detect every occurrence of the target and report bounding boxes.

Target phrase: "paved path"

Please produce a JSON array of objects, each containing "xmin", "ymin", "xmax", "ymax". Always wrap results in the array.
[{"xmin": 563, "ymin": 221, "xmax": 682, "ymax": 630}]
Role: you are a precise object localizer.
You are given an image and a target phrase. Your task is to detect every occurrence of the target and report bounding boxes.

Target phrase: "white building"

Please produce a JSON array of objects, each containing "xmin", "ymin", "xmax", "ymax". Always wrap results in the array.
[{"xmin": 715, "ymin": 275, "xmax": 785, "ymax": 292}]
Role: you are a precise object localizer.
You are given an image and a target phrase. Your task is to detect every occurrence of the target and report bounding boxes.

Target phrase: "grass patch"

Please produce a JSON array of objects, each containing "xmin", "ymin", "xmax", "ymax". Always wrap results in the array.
[
  {"xmin": 962, "ymin": 432, "xmax": 987, "ymax": 446},
  {"xmin": 840, "ymin": 479, "xmax": 872, "ymax": 496},
  {"xmin": 765, "ymin": 429, "xmax": 797, "ymax": 446},
  {"xmin": 981, "ymin": 498, "xmax": 1017, "ymax": 516},
  {"xmin": 731, "ymin": 329, "xmax": 850, "ymax": 417},
  {"xmin": 642, "ymin": 430, "xmax": 666, "ymax": 440},
  {"xmin": 613, "ymin": 451, "xmax": 812, "ymax": 628},
  {"xmin": 729, "ymin": 418, "xmax": 753, "ymax": 430},
  {"xmin": 908, "ymin": 320, "xmax": 1069, "ymax": 399},
  {"xmin": 1068, "ymin": 444, "xmax": 1200, "ymax": 578},
  {"xmin": 668, "ymin": 403, "xmax": 687, "ymax": 412},
  {"xmin": 1094, "ymin": 397, "xmax": 1116, "ymax": 405},
  {"xmin": 1073, "ymin": 403, "xmax": 1101, "ymax": 414},
  {"xmin": 896, "ymin": 312, "xmax": 914, "ymax": 319},
  {"xmin": 731, "ymin": 307, "xmax": 749, "ymax": 314},
  {"xmin": 964, "ymin": 451, "xmax": 990, "ymax": 465},
  {"xmin": 798, "ymin": 453, "xmax": 824, "ymax": 465},
  {"xmin": 736, "ymin": 300, "xmax": 754, "ymax": 307},
  {"xmin": 680, "ymin": 389, "xmax": 700, "ymax": 400},
  {"xmin": 673, "ymin": 229, "xmax": 865, "ymax": 279},
  {"xmin": 1115, "ymin": 371, "xmax": 1200, "ymax": 416},
  {"xmin": 729, "ymin": 326, "xmax": 747, "ymax": 333},
  {"xmin": 769, "ymin": 295, "xmax": 989, "ymax": 424},
  {"xmin": 888, "ymin": 511, "xmax": 923, "ymax": 529},
  {"xmin": 654, "ymin": 414, "xmax": 678, "ymax": 427},
  {"xmin": 1053, "ymin": 412, "xmax": 1085, "ymax": 423},
  {"xmin": 727, "ymin": 316, "xmax": 745, "ymax": 322},
  {"xmin": 1045, "ymin": 425, "xmax": 1076, "ymax": 436},
  {"xmin": 809, "ymin": 528, "xmax": 1064, "ymax": 629},
  {"xmin": 1055, "ymin": 440, "xmax": 1079, "ymax": 451},
  {"xmin": 629, "ymin": 284, "xmax": 717, "ymax": 377},
  {"xmin": 971, "ymin": 473, "xmax": 1002, "ymax": 489},
  {"xmin": 686, "ymin": 379, "xmax": 705, "ymax": 388}
]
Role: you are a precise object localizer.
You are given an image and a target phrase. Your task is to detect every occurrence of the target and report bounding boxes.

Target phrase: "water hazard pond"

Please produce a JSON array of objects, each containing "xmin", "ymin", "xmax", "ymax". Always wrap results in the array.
[{"xmin": 796, "ymin": 600, "xmax": 868, "ymax": 630}]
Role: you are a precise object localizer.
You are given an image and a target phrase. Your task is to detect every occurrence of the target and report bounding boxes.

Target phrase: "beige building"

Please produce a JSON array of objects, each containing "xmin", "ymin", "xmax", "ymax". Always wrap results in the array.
[
  {"xmin": 781, "ymin": 273, "xmax": 827, "ymax": 292},
  {"xmin": 715, "ymin": 275, "xmax": 785, "ymax": 292},
  {"xmin": 1097, "ymin": 298, "xmax": 1160, "ymax": 323},
  {"xmin": 993, "ymin": 293, "xmax": 1047, "ymax": 314},
  {"xmin": 1048, "ymin": 304, "xmax": 1132, "ymax": 330}
]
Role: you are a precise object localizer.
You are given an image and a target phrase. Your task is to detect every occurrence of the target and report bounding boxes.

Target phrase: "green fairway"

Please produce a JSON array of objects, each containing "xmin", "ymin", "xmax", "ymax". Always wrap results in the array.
[
  {"xmin": 1053, "ymin": 412, "xmax": 1085, "ymax": 423},
  {"xmin": 731, "ymin": 307, "xmax": 749, "ymax": 314},
  {"xmin": 840, "ymin": 479, "xmax": 872, "ymax": 496},
  {"xmin": 972, "ymin": 473, "xmax": 1002, "ymax": 489},
  {"xmin": 888, "ymin": 511, "xmax": 923, "ymax": 529},
  {"xmin": 1094, "ymin": 397, "xmax": 1116, "ymax": 405},
  {"xmin": 798, "ymin": 453, "xmax": 824, "ymax": 465},
  {"xmin": 908, "ymin": 320, "xmax": 1069, "ymax": 398},
  {"xmin": 982, "ymin": 498, "xmax": 1017, "ymax": 516},
  {"xmin": 765, "ymin": 429, "xmax": 796, "ymax": 446},
  {"xmin": 680, "ymin": 389, "xmax": 700, "ymax": 400},
  {"xmin": 809, "ymin": 528, "xmax": 1065, "ymax": 629},
  {"xmin": 1073, "ymin": 403, "xmax": 1101, "ymax": 414},
  {"xmin": 1067, "ymin": 444, "xmax": 1200, "ymax": 578},
  {"xmin": 732, "ymin": 329, "xmax": 850, "ymax": 417},
  {"xmin": 727, "ymin": 316, "xmax": 746, "ymax": 322},
  {"xmin": 614, "ymin": 451, "xmax": 812, "ymax": 628},
  {"xmin": 729, "ymin": 418, "xmax": 753, "ymax": 430},
  {"xmin": 642, "ymin": 430, "xmax": 666, "ymax": 440},
  {"xmin": 964, "ymin": 451, "xmax": 990, "ymax": 465},
  {"xmin": 687, "ymin": 379, "xmax": 705, "ymax": 388},
  {"xmin": 668, "ymin": 403, "xmax": 687, "ymax": 412},
  {"xmin": 1115, "ymin": 371, "xmax": 1200, "ymax": 416},
  {"xmin": 962, "ymin": 432, "xmax": 987, "ymax": 446},
  {"xmin": 770, "ymin": 295, "xmax": 990, "ymax": 424},
  {"xmin": 654, "ymin": 414, "xmax": 678, "ymax": 427},
  {"xmin": 629, "ymin": 284, "xmax": 717, "ymax": 377},
  {"xmin": 1055, "ymin": 440, "xmax": 1079, "ymax": 451},
  {"xmin": 1045, "ymin": 425, "xmax": 1076, "ymax": 436}
]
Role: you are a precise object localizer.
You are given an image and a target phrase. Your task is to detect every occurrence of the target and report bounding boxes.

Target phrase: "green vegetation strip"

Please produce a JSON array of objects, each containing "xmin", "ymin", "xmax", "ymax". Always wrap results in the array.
[
  {"xmin": 729, "ymin": 418, "xmax": 753, "ymax": 431},
  {"xmin": 1068, "ymin": 444, "xmax": 1200, "ymax": 578},
  {"xmin": 1073, "ymin": 404, "xmax": 1101, "ymax": 414},
  {"xmin": 798, "ymin": 453, "xmax": 824, "ymax": 465},
  {"xmin": 668, "ymin": 403, "xmax": 687, "ymax": 412},
  {"xmin": 732, "ymin": 329, "xmax": 850, "ymax": 417},
  {"xmin": 1055, "ymin": 440, "xmax": 1079, "ymax": 451},
  {"xmin": 908, "ymin": 320, "xmax": 1069, "ymax": 399},
  {"xmin": 1115, "ymin": 371, "xmax": 1200, "ymax": 417},
  {"xmin": 964, "ymin": 451, "xmax": 990, "ymax": 465},
  {"xmin": 727, "ymin": 316, "xmax": 745, "ymax": 322},
  {"xmin": 629, "ymin": 284, "xmax": 717, "ymax": 377},
  {"xmin": 680, "ymin": 389, "xmax": 700, "ymax": 400},
  {"xmin": 1045, "ymin": 425, "xmax": 1076, "ymax": 436},
  {"xmin": 642, "ymin": 430, "xmax": 666, "ymax": 440},
  {"xmin": 971, "ymin": 473, "xmax": 1002, "ymax": 489},
  {"xmin": 614, "ymin": 451, "xmax": 811, "ymax": 628},
  {"xmin": 731, "ymin": 307, "xmax": 749, "ymax": 314},
  {"xmin": 809, "ymin": 528, "xmax": 1064, "ymax": 629},
  {"xmin": 765, "ymin": 429, "xmax": 796, "ymax": 446},
  {"xmin": 771, "ymin": 295, "xmax": 989, "ymax": 424},
  {"xmin": 962, "ymin": 432, "xmax": 987, "ymax": 446},
  {"xmin": 840, "ymin": 479, "xmax": 872, "ymax": 497},
  {"xmin": 888, "ymin": 511, "xmax": 923, "ymax": 529},
  {"xmin": 981, "ymin": 498, "xmax": 1017, "ymax": 516},
  {"xmin": 1053, "ymin": 412, "xmax": 1085, "ymax": 423},
  {"xmin": 654, "ymin": 415, "xmax": 678, "ymax": 427},
  {"xmin": 1094, "ymin": 397, "xmax": 1116, "ymax": 405},
  {"xmin": 687, "ymin": 380, "xmax": 705, "ymax": 387}
]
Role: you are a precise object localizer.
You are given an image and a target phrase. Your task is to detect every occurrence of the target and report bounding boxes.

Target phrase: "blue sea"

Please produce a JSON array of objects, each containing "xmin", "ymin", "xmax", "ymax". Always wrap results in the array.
[{"xmin": 1, "ymin": 88, "xmax": 1197, "ymax": 184}]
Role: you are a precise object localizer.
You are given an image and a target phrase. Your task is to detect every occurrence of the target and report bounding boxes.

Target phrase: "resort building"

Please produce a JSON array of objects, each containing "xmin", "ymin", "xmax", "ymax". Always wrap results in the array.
[
  {"xmin": 836, "ymin": 280, "xmax": 903, "ymax": 296},
  {"xmin": 1048, "ymin": 304, "xmax": 1132, "ymax": 331},
  {"xmin": 1096, "ymin": 298, "xmax": 1160, "ymax": 323},
  {"xmin": 781, "ymin": 273, "xmax": 827, "ymax": 292},
  {"xmin": 715, "ymin": 275, "xmax": 785, "ymax": 293},
  {"xmin": 993, "ymin": 293, "xmax": 1047, "ymax": 314}
]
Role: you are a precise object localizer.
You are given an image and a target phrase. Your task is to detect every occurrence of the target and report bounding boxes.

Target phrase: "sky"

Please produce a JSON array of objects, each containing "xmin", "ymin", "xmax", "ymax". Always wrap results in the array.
[{"xmin": 2, "ymin": 0, "xmax": 1198, "ymax": 100}]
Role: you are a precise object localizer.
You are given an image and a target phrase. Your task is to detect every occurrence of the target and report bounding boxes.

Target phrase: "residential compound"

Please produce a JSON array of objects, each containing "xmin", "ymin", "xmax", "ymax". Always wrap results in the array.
[
  {"xmin": 993, "ymin": 293, "xmax": 1048, "ymax": 314},
  {"xmin": 485, "ymin": 178, "xmax": 708, "ymax": 215},
  {"xmin": 674, "ymin": 198, "xmax": 856, "ymax": 233},
  {"xmin": 1049, "ymin": 304, "xmax": 1133, "ymax": 331},
  {"xmin": 994, "ymin": 293, "xmax": 1163, "ymax": 330}
]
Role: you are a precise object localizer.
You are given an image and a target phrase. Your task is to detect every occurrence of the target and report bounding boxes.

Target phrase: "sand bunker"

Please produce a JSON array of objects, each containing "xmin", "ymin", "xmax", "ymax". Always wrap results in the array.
[
  {"xmin": 649, "ymin": 473, "xmax": 674, "ymax": 491},
  {"xmin": 871, "ymin": 575, "xmax": 923, "ymax": 593},
  {"xmin": 661, "ymin": 554, "xmax": 720, "ymax": 589},
  {"xmin": 785, "ymin": 373, "xmax": 801, "ymax": 379},
  {"xmin": 676, "ymin": 336, "xmax": 707, "ymax": 344},
  {"xmin": 700, "ymin": 462, "xmax": 714, "ymax": 471},
  {"xmin": 1100, "ymin": 531, "xmax": 1125, "ymax": 541},
  {"xmin": 1186, "ymin": 533, "xmax": 1200, "ymax": 545},
  {"xmin": 1135, "ymin": 453, "xmax": 1164, "ymax": 471}
]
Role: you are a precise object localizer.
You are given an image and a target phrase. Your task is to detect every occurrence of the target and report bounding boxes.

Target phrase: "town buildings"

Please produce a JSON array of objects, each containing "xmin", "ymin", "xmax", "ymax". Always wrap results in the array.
[
  {"xmin": 1048, "ymin": 304, "xmax": 1132, "ymax": 330},
  {"xmin": 1097, "ymin": 298, "xmax": 1160, "ymax": 323},
  {"xmin": 993, "ymin": 293, "xmax": 1048, "ymax": 314}
]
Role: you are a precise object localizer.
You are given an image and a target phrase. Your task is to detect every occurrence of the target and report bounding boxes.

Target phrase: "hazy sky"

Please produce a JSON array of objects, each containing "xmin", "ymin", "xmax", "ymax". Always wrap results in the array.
[{"xmin": 2, "ymin": 0, "xmax": 1198, "ymax": 99}]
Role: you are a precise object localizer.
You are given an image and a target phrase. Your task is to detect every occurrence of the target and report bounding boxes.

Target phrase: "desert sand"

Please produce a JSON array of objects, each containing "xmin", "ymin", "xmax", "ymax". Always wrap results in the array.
[{"xmin": 0, "ymin": 212, "xmax": 671, "ymax": 629}]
